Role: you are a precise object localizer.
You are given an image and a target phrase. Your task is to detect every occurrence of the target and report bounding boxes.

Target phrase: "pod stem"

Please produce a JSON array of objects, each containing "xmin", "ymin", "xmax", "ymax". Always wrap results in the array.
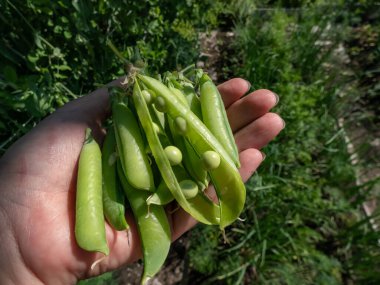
[
  {"xmin": 107, "ymin": 39, "xmax": 128, "ymax": 64},
  {"xmin": 106, "ymin": 40, "xmax": 144, "ymax": 85},
  {"xmin": 179, "ymin": 64, "xmax": 195, "ymax": 76},
  {"xmin": 199, "ymin": 73, "xmax": 212, "ymax": 85},
  {"xmin": 90, "ymin": 254, "xmax": 107, "ymax": 271},
  {"xmin": 221, "ymin": 229, "xmax": 230, "ymax": 244},
  {"xmin": 140, "ymin": 276, "xmax": 151, "ymax": 285}
]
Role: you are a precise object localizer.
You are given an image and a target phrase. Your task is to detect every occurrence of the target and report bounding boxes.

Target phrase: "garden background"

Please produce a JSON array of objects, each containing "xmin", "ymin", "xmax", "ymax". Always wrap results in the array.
[{"xmin": 1, "ymin": 0, "xmax": 379, "ymax": 284}]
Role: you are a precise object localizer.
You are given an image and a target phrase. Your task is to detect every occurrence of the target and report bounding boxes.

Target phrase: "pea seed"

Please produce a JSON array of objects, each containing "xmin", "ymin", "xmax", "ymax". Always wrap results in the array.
[
  {"xmin": 152, "ymin": 122, "xmax": 161, "ymax": 134},
  {"xmin": 201, "ymin": 151, "xmax": 221, "ymax": 170},
  {"xmin": 164, "ymin": 146, "xmax": 182, "ymax": 166},
  {"xmin": 154, "ymin": 96, "xmax": 167, "ymax": 112},
  {"xmin": 179, "ymin": 180, "xmax": 198, "ymax": 199},
  {"xmin": 142, "ymin": 90, "xmax": 153, "ymax": 104},
  {"xmin": 174, "ymin": 116, "xmax": 187, "ymax": 135}
]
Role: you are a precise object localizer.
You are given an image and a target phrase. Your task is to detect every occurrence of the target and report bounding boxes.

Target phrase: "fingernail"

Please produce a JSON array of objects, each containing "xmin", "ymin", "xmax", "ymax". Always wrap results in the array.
[
  {"xmin": 244, "ymin": 79, "xmax": 251, "ymax": 91},
  {"xmin": 281, "ymin": 118, "xmax": 286, "ymax": 129},
  {"xmin": 273, "ymin": 92, "xmax": 279, "ymax": 106},
  {"xmin": 260, "ymin": 151, "xmax": 266, "ymax": 161}
]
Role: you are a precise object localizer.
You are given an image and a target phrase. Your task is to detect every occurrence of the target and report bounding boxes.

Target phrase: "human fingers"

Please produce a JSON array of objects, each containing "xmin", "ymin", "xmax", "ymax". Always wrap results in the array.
[
  {"xmin": 235, "ymin": 112, "xmax": 285, "ymax": 151},
  {"xmin": 227, "ymin": 89, "xmax": 279, "ymax": 132},
  {"xmin": 217, "ymin": 78, "xmax": 251, "ymax": 107}
]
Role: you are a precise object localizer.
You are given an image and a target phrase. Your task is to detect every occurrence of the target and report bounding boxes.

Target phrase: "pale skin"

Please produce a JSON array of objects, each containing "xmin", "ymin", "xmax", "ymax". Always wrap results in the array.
[{"xmin": 0, "ymin": 77, "xmax": 284, "ymax": 284}]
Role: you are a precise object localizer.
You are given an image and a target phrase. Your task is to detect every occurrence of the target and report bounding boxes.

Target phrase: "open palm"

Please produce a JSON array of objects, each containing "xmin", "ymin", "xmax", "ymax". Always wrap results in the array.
[{"xmin": 0, "ymin": 78, "xmax": 283, "ymax": 284}]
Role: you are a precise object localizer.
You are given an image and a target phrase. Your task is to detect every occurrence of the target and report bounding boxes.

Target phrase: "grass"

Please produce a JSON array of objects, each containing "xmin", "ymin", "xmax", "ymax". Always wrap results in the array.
[{"xmin": 187, "ymin": 3, "xmax": 380, "ymax": 285}]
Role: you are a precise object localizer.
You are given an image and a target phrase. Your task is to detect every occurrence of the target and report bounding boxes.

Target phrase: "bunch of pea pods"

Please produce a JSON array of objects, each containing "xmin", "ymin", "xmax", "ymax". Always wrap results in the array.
[{"xmin": 75, "ymin": 68, "xmax": 246, "ymax": 284}]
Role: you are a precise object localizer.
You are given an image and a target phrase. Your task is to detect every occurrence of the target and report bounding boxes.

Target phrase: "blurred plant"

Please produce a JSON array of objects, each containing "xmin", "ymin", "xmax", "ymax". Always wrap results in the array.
[{"xmin": 187, "ymin": 3, "xmax": 380, "ymax": 284}]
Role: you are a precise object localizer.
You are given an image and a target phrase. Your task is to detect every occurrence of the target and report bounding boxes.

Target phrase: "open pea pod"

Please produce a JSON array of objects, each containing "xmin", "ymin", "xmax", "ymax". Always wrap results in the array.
[
  {"xmin": 169, "ymin": 77, "xmax": 203, "ymax": 120},
  {"xmin": 182, "ymin": 85, "xmax": 203, "ymax": 120},
  {"xmin": 148, "ymin": 164, "xmax": 204, "ymax": 206},
  {"xmin": 137, "ymin": 75, "xmax": 245, "ymax": 229},
  {"xmin": 146, "ymin": 178, "xmax": 174, "ymax": 206},
  {"xmin": 117, "ymin": 163, "xmax": 170, "ymax": 285},
  {"xmin": 133, "ymin": 81, "xmax": 220, "ymax": 225},
  {"xmin": 168, "ymin": 117, "xmax": 208, "ymax": 191},
  {"xmin": 165, "ymin": 82, "xmax": 208, "ymax": 190},
  {"xmin": 168, "ymin": 85, "xmax": 188, "ymax": 107}
]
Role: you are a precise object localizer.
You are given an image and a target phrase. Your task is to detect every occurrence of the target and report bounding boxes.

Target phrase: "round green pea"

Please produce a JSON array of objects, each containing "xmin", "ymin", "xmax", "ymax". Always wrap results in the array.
[
  {"xmin": 154, "ymin": 96, "xmax": 167, "ymax": 112},
  {"xmin": 174, "ymin": 116, "xmax": 187, "ymax": 135},
  {"xmin": 142, "ymin": 90, "xmax": 153, "ymax": 104},
  {"xmin": 179, "ymin": 180, "xmax": 198, "ymax": 199},
  {"xmin": 152, "ymin": 122, "xmax": 161, "ymax": 134},
  {"xmin": 201, "ymin": 151, "xmax": 221, "ymax": 170},
  {"xmin": 164, "ymin": 146, "xmax": 182, "ymax": 166}
]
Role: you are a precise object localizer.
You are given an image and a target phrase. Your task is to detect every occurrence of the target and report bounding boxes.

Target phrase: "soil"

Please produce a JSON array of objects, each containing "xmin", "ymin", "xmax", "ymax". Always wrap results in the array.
[{"xmin": 114, "ymin": 236, "xmax": 190, "ymax": 285}]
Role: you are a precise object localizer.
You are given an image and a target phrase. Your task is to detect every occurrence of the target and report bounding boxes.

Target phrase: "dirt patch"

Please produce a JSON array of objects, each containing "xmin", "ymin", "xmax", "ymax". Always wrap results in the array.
[{"xmin": 197, "ymin": 31, "xmax": 236, "ymax": 83}]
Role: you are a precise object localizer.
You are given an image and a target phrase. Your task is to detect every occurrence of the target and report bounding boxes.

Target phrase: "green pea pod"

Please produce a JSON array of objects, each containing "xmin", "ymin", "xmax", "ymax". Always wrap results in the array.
[
  {"xmin": 138, "ymin": 75, "xmax": 245, "ymax": 229},
  {"xmin": 200, "ymin": 74, "xmax": 240, "ymax": 168},
  {"xmin": 113, "ymin": 102, "xmax": 154, "ymax": 191},
  {"xmin": 75, "ymin": 128, "xmax": 109, "ymax": 255},
  {"xmin": 147, "ymin": 164, "xmax": 199, "ymax": 206},
  {"xmin": 146, "ymin": 179, "xmax": 174, "ymax": 206},
  {"xmin": 117, "ymin": 163, "xmax": 170, "ymax": 285},
  {"xmin": 166, "ymin": 83, "xmax": 208, "ymax": 189},
  {"xmin": 167, "ymin": 78, "xmax": 202, "ymax": 119},
  {"xmin": 153, "ymin": 105, "xmax": 166, "ymax": 131},
  {"xmin": 182, "ymin": 85, "xmax": 203, "ymax": 120},
  {"xmin": 168, "ymin": 117, "xmax": 208, "ymax": 191},
  {"xmin": 133, "ymin": 81, "xmax": 220, "ymax": 225},
  {"xmin": 168, "ymin": 85, "xmax": 189, "ymax": 107},
  {"xmin": 102, "ymin": 127, "xmax": 129, "ymax": 231},
  {"xmin": 149, "ymin": 104, "xmax": 166, "ymax": 133}
]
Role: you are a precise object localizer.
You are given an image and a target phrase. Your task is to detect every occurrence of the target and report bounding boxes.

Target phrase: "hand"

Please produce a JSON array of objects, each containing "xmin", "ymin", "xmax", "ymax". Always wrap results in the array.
[{"xmin": 0, "ymin": 78, "xmax": 284, "ymax": 284}]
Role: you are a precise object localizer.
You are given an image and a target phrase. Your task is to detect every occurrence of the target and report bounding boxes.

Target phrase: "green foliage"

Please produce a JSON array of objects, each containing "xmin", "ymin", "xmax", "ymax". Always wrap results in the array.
[
  {"xmin": 0, "ymin": 0, "xmax": 230, "ymax": 153},
  {"xmin": 188, "ymin": 4, "xmax": 380, "ymax": 285},
  {"xmin": 77, "ymin": 272, "xmax": 116, "ymax": 285}
]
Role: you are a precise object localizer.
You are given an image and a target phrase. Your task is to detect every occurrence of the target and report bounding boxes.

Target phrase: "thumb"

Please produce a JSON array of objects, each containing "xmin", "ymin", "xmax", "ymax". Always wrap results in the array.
[
  {"xmin": 53, "ymin": 76, "xmax": 126, "ymax": 125},
  {"xmin": 0, "ymin": 77, "xmax": 126, "ymax": 167},
  {"xmin": 38, "ymin": 76, "xmax": 127, "ymax": 143}
]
